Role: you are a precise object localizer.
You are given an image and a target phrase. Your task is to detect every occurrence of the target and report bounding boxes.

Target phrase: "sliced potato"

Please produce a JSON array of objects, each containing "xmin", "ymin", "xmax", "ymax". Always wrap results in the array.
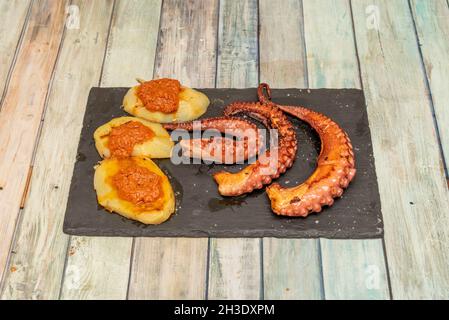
[
  {"xmin": 123, "ymin": 85, "xmax": 210, "ymax": 123},
  {"xmin": 94, "ymin": 157, "xmax": 175, "ymax": 225},
  {"xmin": 94, "ymin": 116, "xmax": 174, "ymax": 159}
]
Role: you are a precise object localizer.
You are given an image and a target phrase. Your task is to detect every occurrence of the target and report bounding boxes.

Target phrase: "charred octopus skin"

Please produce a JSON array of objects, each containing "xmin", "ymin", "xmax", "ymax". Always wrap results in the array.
[
  {"xmin": 267, "ymin": 105, "xmax": 356, "ymax": 217},
  {"xmin": 212, "ymin": 84, "xmax": 297, "ymax": 196},
  {"xmin": 163, "ymin": 116, "xmax": 263, "ymax": 164}
]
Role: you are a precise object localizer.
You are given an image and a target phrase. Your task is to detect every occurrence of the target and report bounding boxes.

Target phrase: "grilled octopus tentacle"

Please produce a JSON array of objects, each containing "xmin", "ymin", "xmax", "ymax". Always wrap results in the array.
[
  {"xmin": 163, "ymin": 116, "xmax": 262, "ymax": 164},
  {"xmin": 266, "ymin": 105, "xmax": 356, "ymax": 217},
  {"xmin": 257, "ymin": 82, "xmax": 272, "ymax": 105},
  {"xmin": 213, "ymin": 101, "xmax": 297, "ymax": 196}
]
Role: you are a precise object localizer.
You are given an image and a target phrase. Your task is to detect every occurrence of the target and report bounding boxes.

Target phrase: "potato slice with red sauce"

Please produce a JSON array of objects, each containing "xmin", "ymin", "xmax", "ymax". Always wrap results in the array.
[
  {"xmin": 94, "ymin": 116, "xmax": 173, "ymax": 159},
  {"xmin": 123, "ymin": 79, "xmax": 210, "ymax": 123},
  {"xmin": 94, "ymin": 157, "xmax": 175, "ymax": 225}
]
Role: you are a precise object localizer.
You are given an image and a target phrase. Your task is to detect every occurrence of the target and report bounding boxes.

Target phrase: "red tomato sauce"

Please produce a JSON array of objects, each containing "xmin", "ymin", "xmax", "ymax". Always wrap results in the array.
[
  {"xmin": 136, "ymin": 78, "xmax": 181, "ymax": 114},
  {"xmin": 108, "ymin": 121, "xmax": 154, "ymax": 158},
  {"xmin": 112, "ymin": 160, "xmax": 162, "ymax": 207}
]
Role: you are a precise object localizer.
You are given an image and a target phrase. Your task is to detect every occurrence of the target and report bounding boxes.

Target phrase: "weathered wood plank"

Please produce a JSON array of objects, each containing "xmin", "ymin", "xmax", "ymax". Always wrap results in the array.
[
  {"xmin": 302, "ymin": 0, "xmax": 389, "ymax": 300},
  {"xmin": 1, "ymin": 0, "xmax": 114, "ymax": 299},
  {"xmin": 263, "ymin": 239, "xmax": 323, "ymax": 299},
  {"xmin": 216, "ymin": 0, "xmax": 258, "ymax": 88},
  {"xmin": 60, "ymin": 0, "xmax": 162, "ymax": 300},
  {"xmin": 259, "ymin": 0, "xmax": 323, "ymax": 300},
  {"xmin": 303, "ymin": 0, "xmax": 360, "ymax": 88},
  {"xmin": 352, "ymin": 0, "xmax": 449, "ymax": 299},
  {"xmin": 0, "ymin": 0, "xmax": 32, "ymax": 107},
  {"xmin": 321, "ymin": 240, "xmax": 389, "ymax": 299},
  {"xmin": 129, "ymin": 238, "xmax": 208, "ymax": 299},
  {"xmin": 61, "ymin": 236, "xmax": 132, "ymax": 300},
  {"xmin": 101, "ymin": 0, "xmax": 162, "ymax": 87},
  {"xmin": 150, "ymin": 0, "xmax": 218, "ymax": 88},
  {"xmin": 209, "ymin": 239, "xmax": 261, "ymax": 300},
  {"xmin": 127, "ymin": 0, "xmax": 219, "ymax": 299},
  {"xmin": 208, "ymin": 0, "xmax": 260, "ymax": 300},
  {"xmin": 410, "ymin": 0, "xmax": 449, "ymax": 173},
  {"xmin": 259, "ymin": 0, "xmax": 307, "ymax": 86},
  {"xmin": 0, "ymin": 0, "xmax": 68, "ymax": 288}
]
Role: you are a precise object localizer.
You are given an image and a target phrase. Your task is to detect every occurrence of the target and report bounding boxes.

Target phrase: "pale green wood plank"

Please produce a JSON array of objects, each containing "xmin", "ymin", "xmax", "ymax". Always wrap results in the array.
[
  {"xmin": 303, "ymin": 0, "xmax": 389, "ymax": 300},
  {"xmin": 208, "ymin": 0, "xmax": 260, "ymax": 300},
  {"xmin": 321, "ymin": 240, "xmax": 389, "ymax": 299},
  {"xmin": 127, "ymin": 0, "xmax": 219, "ymax": 299},
  {"xmin": 263, "ymin": 239, "xmax": 322, "ymax": 299},
  {"xmin": 260, "ymin": 0, "xmax": 323, "ymax": 300},
  {"xmin": 410, "ymin": 0, "xmax": 449, "ymax": 174},
  {"xmin": 303, "ymin": 0, "xmax": 360, "ymax": 89},
  {"xmin": 60, "ymin": 0, "xmax": 162, "ymax": 300},
  {"xmin": 1, "ymin": 0, "xmax": 114, "ymax": 299},
  {"xmin": 0, "ymin": 0, "xmax": 32, "ymax": 107},
  {"xmin": 0, "ymin": 0, "xmax": 68, "ymax": 291},
  {"xmin": 352, "ymin": 0, "xmax": 449, "ymax": 299}
]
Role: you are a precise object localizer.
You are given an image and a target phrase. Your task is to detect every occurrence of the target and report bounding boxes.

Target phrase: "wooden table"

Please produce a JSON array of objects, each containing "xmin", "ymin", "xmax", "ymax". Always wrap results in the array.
[{"xmin": 0, "ymin": 0, "xmax": 448, "ymax": 300}]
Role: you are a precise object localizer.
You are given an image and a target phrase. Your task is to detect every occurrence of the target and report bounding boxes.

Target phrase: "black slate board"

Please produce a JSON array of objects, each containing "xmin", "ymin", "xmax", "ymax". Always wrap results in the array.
[{"xmin": 63, "ymin": 87, "xmax": 383, "ymax": 239}]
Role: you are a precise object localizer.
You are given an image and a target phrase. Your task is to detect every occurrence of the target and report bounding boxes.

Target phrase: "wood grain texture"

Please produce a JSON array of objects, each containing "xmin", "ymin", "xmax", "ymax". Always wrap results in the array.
[
  {"xmin": 61, "ymin": 0, "xmax": 162, "ymax": 300},
  {"xmin": 352, "ymin": 0, "xmax": 449, "ymax": 299},
  {"xmin": 0, "ymin": 0, "xmax": 32, "ymax": 107},
  {"xmin": 303, "ymin": 0, "xmax": 360, "ymax": 88},
  {"xmin": 1, "ymin": 0, "xmax": 114, "ymax": 299},
  {"xmin": 61, "ymin": 236, "xmax": 132, "ymax": 300},
  {"xmin": 259, "ymin": 0, "xmax": 323, "ymax": 300},
  {"xmin": 0, "ymin": 0, "xmax": 68, "ymax": 288},
  {"xmin": 151, "ymin": 0, "xmax": 218, "ymax": 88},
  {"xmin": 209, "ymin": 239, "xmax": 261, "ymax": 300},
  {"xmin": 129, "ymin": 238, "xmax": 207, "ymax": 299},
  {"xmin": 101, "ymin": 0, "xmax": 162, "ymax": 87},
  {"xmin": 216, "ymin": 0, "xmax": 258, "ymax": 88},
  {"xmin": 321, "ymin": 240, "xmax": 389, "ymax": 299},
  {"xmin": 259, "ymin": 0, "xmax": 307, "ymax": 86},
  {"xmin": 302, "ymin": 0, "xmax": 389, "ymax": 299},
  {"xmin": 127, "ymin": 0, "xmax": 219, "ymax": 299},
  {"xmin": 208, "ymin": 0, "xmax": 260, "ymax": 300},
  {"xmin": 263, "ymin": 239, "xmax": 322, "ymax": 299},
  {"xmin": 410, "ymin": 0, "xmax": 449, "ymax": 171}
]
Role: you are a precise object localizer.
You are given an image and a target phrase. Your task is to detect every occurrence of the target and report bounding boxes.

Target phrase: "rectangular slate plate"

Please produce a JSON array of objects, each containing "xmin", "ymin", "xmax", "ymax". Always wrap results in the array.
[{"xmin": 63, "ymin": 87, "xmax": 383, "ymax": 239}]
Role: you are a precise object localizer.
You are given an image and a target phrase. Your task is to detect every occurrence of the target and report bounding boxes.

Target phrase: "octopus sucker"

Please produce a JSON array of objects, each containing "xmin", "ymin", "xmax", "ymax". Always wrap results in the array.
[
  {"xmin": 163, "ymin": 116, "xmax": 263, "ymax": 164},
  {"xmin": 266, "ymin": 104, "xmax": 356, "ymax": 217},
  {"xmin": 213, "ymin": 89, "xmax": 297, "ymax": 196}
]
